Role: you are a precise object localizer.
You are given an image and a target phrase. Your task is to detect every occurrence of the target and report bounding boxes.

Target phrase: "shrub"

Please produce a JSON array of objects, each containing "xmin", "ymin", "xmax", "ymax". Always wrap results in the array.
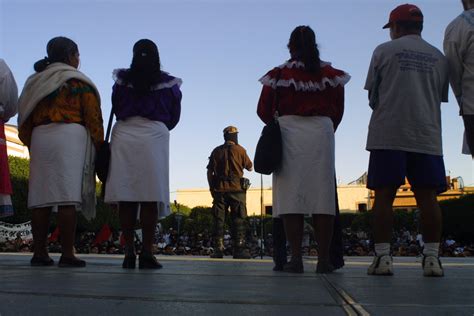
[
  {"xmin": 6, "ymin": 156, "xmax": 30, "ymax": 223},
  {"xmin": 440, "ymin": 194, "xmax": 474, "ymax": 243}
]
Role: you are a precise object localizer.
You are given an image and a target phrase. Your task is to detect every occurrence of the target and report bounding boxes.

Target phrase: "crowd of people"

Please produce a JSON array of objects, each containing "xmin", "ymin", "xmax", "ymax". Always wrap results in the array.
[{"xmin": 1, "ymin": 227, "xmax": 473, "ymax": 258}]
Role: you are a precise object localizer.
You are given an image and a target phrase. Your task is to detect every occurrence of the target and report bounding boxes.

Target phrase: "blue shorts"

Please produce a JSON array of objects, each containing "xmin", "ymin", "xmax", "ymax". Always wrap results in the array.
[{"xmin": 367, "ymin": 150, "xmax": 447, "ymax": 194}]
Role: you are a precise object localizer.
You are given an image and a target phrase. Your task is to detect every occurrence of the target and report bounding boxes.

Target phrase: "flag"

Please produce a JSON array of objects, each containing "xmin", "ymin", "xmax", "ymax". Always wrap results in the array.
[{"xmin": 93, "ymin": 224, "xmax": 112, "ymax": 245}]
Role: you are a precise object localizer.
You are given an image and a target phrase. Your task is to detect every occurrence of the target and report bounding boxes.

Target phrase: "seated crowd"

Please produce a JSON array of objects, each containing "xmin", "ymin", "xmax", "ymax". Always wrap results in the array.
[{"xmin": 1, "ymin": 228, "xmax": 473, "ymax": 258}]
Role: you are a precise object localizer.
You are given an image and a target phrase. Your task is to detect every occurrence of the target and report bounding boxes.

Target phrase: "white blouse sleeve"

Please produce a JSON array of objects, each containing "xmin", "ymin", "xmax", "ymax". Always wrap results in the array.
[{"xmin": 0, "ymin": 59, "xmax": 18, "ymax": 122}]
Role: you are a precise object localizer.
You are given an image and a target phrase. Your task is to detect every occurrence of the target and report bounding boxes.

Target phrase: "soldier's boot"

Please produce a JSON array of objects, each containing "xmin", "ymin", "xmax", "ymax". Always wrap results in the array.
[
  {"xmin": 233, "ymin": 239, "xmax": 251, "ymax": 259},
  {"xmin": 210, "ymin": 238, "xmax": 224, "ymax": 259}
]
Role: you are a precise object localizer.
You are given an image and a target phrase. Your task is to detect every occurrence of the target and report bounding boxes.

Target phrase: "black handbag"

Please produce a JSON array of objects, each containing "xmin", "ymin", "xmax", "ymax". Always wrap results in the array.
[
  {"xmin": 95, "ymin": 109, "xmax": 114, "ymax": 183},
  {"xmin": 254, "ymin": 71, "xmax": 282, "ymax": 175}
]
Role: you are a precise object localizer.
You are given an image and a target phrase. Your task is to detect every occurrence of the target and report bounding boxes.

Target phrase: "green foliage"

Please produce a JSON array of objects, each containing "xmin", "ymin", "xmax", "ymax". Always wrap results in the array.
[
  {"xmin": 170, "ymin": 202, "xmax": 191, "ymax": 216},
  {"xmin": 185, "ymin": 206, "xmax": 214, "ymax": 235},
  {"xmin": 6, "ymin": 156, "xmax": 30, "ymax": 223},
  {"xmin": 440, "ymin": 194, "xmax": 474, "ymax": 243}
]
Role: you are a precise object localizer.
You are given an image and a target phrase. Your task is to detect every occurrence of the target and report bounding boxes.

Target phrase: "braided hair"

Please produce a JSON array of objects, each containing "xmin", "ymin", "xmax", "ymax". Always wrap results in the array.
[{"xmin": 287, "ymin": 26, "xmax": 321, "ymax": 74}]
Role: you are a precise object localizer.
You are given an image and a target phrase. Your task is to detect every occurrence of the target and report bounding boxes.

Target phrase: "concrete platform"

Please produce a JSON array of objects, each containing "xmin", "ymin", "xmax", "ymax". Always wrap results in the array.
[{"xmin": 0, "ymin": 254, "xmax": 473, "ymax": 315}]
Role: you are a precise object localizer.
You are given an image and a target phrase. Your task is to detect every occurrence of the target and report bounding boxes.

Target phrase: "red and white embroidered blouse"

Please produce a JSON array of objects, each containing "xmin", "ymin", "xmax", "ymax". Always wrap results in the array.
[{"xmin": 257, "ymin": 60, "xmax": 350, "ymax": 130}]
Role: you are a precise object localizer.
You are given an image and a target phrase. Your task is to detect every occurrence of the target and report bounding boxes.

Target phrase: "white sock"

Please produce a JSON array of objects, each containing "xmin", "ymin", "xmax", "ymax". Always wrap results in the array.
[
  {"xmin": 374, "ymin": 243, "xmax": 390, "ymax": 256},
  {"xmin": 423, "ymin": 243, "xmax": 440, "ymax": 257}
]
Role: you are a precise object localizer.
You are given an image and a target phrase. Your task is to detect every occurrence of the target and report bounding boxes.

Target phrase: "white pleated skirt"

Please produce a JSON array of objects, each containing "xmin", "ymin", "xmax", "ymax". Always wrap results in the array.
[
  {"xmin": 28, "ymin": 123, "xmax": 86, "ymax": 211},
  {"xmin": 104, "ymin": 117, "xmax": 170, "ymax": 218},
  {"xmin": 272, "ymin": 115, "xmax": 336, "ymax": 217}
]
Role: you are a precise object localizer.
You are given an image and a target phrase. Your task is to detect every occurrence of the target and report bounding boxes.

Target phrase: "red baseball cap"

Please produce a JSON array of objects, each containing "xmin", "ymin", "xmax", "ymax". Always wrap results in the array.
[{"xmin": 383, "ymin": 3, "xmax": 423, "ymax": 29}]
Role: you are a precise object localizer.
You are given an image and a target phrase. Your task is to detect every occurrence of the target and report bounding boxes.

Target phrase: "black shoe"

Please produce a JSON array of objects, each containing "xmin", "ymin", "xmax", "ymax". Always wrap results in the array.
[
  {"xmin": 30, "ymin": 256, "xmax": 54, "ymax": 267},
  {"xmin": 122, "ymin": 254, "xmax": 136, "ymax": 269},
  {"xmin": 283, "ymin": 257, "xmax": 304, "ymax": 273},
  {"xmin": 316, "ymin": 260, "xmax": 335, "ymax": 274},
  {"xmin": 58, "ymin": 256, "xmax": 86, "ymax": 268},
  {"xmin": 139, "ymin": 253, "xmax": 163, "ymax": 269}
]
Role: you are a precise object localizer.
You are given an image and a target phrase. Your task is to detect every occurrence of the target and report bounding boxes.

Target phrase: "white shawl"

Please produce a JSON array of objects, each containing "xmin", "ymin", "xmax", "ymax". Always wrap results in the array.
[
  {"xmin": 17, "ymin": 62, "xmax": 101, "ymax": 219},
  {"xmin": 18, "ymin": 62, "xmax": 100, "ymax": 127},
  {"xmin": 0, "ymin": 59, "xmax": 18, "ymax": 122}
]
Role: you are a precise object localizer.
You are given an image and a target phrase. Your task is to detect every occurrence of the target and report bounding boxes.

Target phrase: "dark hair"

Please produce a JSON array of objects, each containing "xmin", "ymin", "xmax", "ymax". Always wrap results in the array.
[
  {"xmin": 287, "ymin": 26, "xmax": 321, "ymax": 74},
  {"xmin": 33, "ymin": 36, "xmax": 78, "ymax": 72},
  {"xmin": 122, "ymin": 39, "xmax": 161, "ymax": 94},
  {"xmin": 395, "ymin": 20, "xmax": 423, "ymax": 33}
]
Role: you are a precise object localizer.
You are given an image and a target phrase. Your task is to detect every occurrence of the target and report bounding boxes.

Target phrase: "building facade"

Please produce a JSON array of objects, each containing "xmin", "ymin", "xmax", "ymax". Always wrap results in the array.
[
  {"xmin": 4, "ymin": 124, "xmax": 29, "ymax": 159},
  {"xmin": 177, "ymin": 178, "xmax": 473, "ymax": 215}
]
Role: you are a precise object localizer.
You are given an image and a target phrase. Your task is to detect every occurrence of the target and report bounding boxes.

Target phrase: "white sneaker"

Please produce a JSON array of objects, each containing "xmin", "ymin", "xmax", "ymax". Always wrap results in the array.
[
  {"xmin": 367, "ymin": 255, "xmax": 393, "ymax": 275},
  {"xmin": 422, "ymin": 256, "xmax": 444, "ymax": 277}
]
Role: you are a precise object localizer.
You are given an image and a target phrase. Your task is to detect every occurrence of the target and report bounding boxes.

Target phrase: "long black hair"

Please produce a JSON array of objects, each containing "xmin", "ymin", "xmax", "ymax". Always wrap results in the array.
[
  {"xmin": 287, "ymin": 26, "xmax": 321, "ymax": 74},
  {"xmin": 121, "ymin": 39, "xmax": 161, "ymax": 94},
  {"xmin": 33, "ymin": 36, "xmax": 78, "ymax": 72}
]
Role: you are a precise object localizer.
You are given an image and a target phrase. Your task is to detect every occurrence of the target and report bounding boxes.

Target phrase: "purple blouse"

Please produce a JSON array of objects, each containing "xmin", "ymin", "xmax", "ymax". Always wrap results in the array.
[{"xmin": 112, "ymin": 70, "xmax": 182, "ymax": 130}]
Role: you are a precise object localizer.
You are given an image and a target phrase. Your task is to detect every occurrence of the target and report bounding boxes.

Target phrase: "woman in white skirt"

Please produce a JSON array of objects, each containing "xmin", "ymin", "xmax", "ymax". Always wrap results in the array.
[
  {"xmin": 18, "ymin": 37, "xmax": 104, "ymax": 267},
  {"xmin": 105, "ymin": 39, "xmax": 182, "ymax": 269},
  {"xmin": 257, "ymin": 26, "xmax": 350, "ymax": 273}
]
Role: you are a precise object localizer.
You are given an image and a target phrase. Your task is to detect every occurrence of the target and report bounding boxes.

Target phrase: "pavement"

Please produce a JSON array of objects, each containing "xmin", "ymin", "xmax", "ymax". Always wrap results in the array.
[{"xmin": 0, "ymin": 253, "xmax": 473, "ymax": 315}]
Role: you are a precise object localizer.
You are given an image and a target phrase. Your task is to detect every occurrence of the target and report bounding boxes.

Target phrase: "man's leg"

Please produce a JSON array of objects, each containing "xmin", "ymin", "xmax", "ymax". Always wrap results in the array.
[
  {"xmin": 211, "ymin": 193, "xmax": 226, "ymax": 258},
  {"xmin": 414, "ymin": 188, "xmax": 444, "ymax": 277},
  {"xmin": 373, "ymin": 188, "xmax": 398, "ymax": 244},
  {"xmin": 367, "ymin": 187, "xmax": 398, "ymax": 275},
  {"xmin": 414, "ymin": 189, "xmax": 442, "ymax": 243},
  {"xmin": 229, "ymin": 192, "xmax": 250, "ymax": 259},
  {"xmin": 407, "ymin": 151, "xmax": 446, "ymax": 277}
]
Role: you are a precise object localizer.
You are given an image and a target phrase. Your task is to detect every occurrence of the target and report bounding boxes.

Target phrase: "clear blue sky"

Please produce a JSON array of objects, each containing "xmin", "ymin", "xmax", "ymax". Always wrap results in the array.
[{"xmin": 1, "ymin": 0, "xmax": 472, "ymax": 197}]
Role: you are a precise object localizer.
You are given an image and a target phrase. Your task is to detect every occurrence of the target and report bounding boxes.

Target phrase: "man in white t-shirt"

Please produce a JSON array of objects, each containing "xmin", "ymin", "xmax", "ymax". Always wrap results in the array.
[
  {"xmin": 365, "ymin": 4, "xmax": 449, "ymax": 277},
  {"xmin": 444, "ymin": 0, "xmax": 474, "ymax": 157}
]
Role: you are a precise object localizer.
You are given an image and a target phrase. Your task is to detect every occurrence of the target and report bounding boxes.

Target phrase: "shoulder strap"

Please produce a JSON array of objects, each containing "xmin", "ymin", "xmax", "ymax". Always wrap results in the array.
[{"xmin": 105, "ymin": 108, "xmax": 114, "ymax": 142}]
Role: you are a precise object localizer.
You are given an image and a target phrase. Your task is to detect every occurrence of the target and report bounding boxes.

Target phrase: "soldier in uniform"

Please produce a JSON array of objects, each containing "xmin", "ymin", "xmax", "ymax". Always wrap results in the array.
[{"xmin": 207, "ymin": 126, "xmax": 253, "ymax": 259}]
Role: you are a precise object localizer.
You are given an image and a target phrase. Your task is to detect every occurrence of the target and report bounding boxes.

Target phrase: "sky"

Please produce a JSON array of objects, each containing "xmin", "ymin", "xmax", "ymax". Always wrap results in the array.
[{"xmin": 1, "ymin": 0, "xmax": 473, "ymax": 199}]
